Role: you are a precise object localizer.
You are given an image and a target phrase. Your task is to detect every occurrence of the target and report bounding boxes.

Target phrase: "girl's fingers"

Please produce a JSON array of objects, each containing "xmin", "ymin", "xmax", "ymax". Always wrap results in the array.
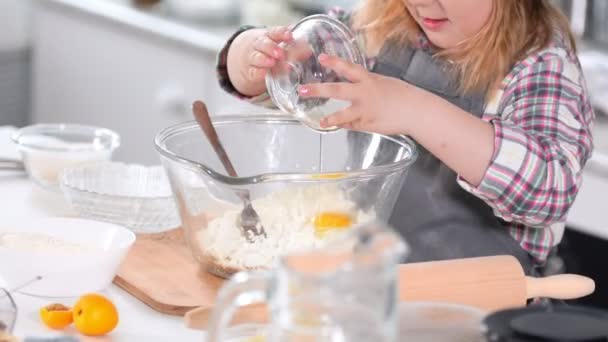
[
  {"xmin": 267, "ymin": 26, "xmax": 293, "ymax": 43},
  {"xmin": 247, "ymin": 67, "xmax": 268, "ymax": 82},
  {"xmin": 318, "ymin": 53, "xmax": 368, "ymax": 83},
  {"xmin": 341, "ymin": 119, "xmax": 365, "ymax": 131},
  {"xmin": 253, "ymin": 35, "xmax": 284, "ymax": 60},
  {"xmin": 340, "ymin": 121, "xmax": 355, "ymax": 130},
  {"xmin": 286, "ymin": 38, "xmax": 314, "ymax": 62},
  {"xmin": 298, "ymin": 82, "xmax": 356, "ymax": 101},
  {"xmin": 250, "ymin": 51, "xmax": 275, "ymax": 68},
  {"xmin": 320, "ymin": 108, "xmax": 361, "ymax": 128}
]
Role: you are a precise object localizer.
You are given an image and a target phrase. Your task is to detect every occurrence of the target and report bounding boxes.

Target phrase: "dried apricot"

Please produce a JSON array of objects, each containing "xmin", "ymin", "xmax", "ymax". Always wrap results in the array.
[{"xmin": 40, "ymin": 303, "xmax": 73, "ymax": 330}]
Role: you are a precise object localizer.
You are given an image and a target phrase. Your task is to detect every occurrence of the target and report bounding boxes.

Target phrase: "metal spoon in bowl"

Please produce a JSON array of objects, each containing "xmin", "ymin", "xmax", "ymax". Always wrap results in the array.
[{"xmin": 192, "ymin": 101, "xmax": 267, "ymax": 243}]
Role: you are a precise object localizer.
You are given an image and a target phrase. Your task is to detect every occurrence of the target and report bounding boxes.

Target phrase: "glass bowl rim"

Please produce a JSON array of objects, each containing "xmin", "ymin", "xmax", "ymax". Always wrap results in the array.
[
  {"xmin": 11, "ymin": 123, "xmax": 121, "ymax": 153},
  {"xmin": 59, "ymin": 161, "xmax": 175, "ymax": 201},
  {"xmin": 153, "ymin": 114, "xmax": 418, "ymax": 186}
]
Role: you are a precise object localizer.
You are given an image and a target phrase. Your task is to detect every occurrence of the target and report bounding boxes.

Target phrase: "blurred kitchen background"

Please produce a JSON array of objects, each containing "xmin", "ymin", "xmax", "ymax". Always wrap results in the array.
[{"xmin": 1, "ymin": 0, "xmax": 607, "ymax": 308}]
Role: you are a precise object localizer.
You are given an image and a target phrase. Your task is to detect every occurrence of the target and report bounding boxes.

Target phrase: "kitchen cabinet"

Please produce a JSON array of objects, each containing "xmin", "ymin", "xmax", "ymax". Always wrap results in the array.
[{"xmin": 30, "ymin": 0, "xmax": 274, "ymax": 165}]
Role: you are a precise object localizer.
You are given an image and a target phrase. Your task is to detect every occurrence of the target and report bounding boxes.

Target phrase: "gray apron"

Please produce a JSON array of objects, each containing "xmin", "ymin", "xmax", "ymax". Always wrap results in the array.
[{"xmin": 368, "ymin": 41, "xmax": 537, "ymax": 275}]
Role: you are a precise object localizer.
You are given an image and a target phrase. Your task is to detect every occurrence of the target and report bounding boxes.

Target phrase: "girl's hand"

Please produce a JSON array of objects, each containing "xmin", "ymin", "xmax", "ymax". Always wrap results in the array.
[
  {"xmin": 299, "ymin": 54, "xmax": 498, "ymax": 188},
  {"xmin": 298, "ymin": 54, "xmax": 434, "ymax": 135},
  {"xmin": 227, "ymin": 27, "xmax": 293, "ymax": 97}
]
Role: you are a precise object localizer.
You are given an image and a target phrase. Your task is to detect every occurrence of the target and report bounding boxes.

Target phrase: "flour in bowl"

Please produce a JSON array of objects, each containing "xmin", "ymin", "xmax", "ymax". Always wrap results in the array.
[
  {"xmin": 198, "ymin": 185, "xmax": 375, "ymax": 271},
  {"xmin": 0, "ymin": 232, "xmax": 94, "ymax": 254}
]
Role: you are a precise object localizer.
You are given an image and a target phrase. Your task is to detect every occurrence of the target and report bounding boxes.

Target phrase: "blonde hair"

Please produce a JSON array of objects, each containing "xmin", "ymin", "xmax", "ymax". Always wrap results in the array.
[{"xmin": 352, "ymin": 0, "xmax": 576, "ymax": 94}]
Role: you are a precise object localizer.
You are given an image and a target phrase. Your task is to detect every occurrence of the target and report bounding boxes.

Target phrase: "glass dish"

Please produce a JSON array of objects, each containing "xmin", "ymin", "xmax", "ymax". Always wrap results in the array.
[
  {"xmin": 265, "ymin": 14, "xmax": 367, "ymax": 132},
  {"xmin": 11, "ymin": 124, "xmax": 120, "ymax": 192},
  {"xmin": 60, "ymin": 162, "xmax": 180, "ymax": 233},
  {"xmin": 154, "ymin": 115, "xmax": 417, "ymax": 278}
]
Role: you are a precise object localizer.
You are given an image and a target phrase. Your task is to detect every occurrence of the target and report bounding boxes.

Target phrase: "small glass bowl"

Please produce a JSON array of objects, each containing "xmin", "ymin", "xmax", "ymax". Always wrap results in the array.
[
  {"xmin": 265, "ymin": 14, "xmax": 367, "ymax": 132},
  {"xmin": 60, "ymin": 162, "xmax": 180, "ymax": 233},
  {"xmin": 11, "ymin": 124, "xmax": 120, "ymax": 192}
]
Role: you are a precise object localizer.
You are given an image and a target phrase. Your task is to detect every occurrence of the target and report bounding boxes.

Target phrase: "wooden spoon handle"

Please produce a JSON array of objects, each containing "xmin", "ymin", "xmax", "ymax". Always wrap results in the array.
[
  {"xmin": 526, "ymin": 274, "xmax": 595, "ymax": 300},
  {"xmin": 192, "ymin": 101, "xmax": 238, "ymax": 178}
]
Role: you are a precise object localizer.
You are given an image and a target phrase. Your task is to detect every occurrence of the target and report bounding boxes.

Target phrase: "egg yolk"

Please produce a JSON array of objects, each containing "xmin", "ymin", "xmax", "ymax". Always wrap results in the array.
[
  {"xmin": 313, "ymin": 212, "xmax": 353, "ymax": 237},
  {"xmin": 311, "ymin": 173, "xmax": 346, "ymax": 180}
]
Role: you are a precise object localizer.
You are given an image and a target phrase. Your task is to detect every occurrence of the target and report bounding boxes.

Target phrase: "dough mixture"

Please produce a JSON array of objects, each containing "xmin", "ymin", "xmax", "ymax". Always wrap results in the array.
[{"xmin": 198, "ymin": 185, "xmax": 375, "ymax": 270}]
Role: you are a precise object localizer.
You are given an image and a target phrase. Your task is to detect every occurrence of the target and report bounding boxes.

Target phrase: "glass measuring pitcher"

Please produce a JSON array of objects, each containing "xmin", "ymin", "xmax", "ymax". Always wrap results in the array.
[{"xmin": 206, "ymin": 221, "xmax": 408, "ymax": 342}]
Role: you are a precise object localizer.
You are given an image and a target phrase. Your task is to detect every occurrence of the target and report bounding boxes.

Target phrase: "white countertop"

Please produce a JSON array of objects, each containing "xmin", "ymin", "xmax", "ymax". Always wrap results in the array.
[{"xmin": 0, "ymin": 127, "xmax": 202, "ymax": 341}]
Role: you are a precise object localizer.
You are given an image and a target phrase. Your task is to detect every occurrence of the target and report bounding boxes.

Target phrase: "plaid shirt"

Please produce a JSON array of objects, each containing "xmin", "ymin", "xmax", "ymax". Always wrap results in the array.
[{"xmin": 215, "ymin": 9, "xmax": 595, "ymax": 264}]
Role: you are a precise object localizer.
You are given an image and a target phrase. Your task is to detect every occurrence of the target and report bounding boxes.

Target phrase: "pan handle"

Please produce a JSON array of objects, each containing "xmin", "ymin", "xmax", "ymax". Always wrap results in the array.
[{"xmin": 526, "ymin": 274, "xmax": 595, "ymax": 300}]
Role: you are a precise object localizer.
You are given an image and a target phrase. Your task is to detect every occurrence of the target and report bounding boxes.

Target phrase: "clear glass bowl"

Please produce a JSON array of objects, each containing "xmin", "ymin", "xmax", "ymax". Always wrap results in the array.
[
  {"xmin": 154, "ymin": 115, "xmax": 417, "ymax": 278},
  {"xmin": 11, "ymin": 124, "xmax": 120, "ymax": 192},
  {"xmin": 266, "ymin": 14, "xmax": 367, "ymax": 132},
  {"xmin": 60, "ymin": 162, "xmax": 180, "ymax": 233}
]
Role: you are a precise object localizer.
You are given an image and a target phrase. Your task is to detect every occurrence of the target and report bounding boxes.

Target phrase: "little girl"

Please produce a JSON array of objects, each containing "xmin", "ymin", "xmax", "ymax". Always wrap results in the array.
[{"xmin": 216, "ymin": 0, "xmax": 594, "ymax": 275}]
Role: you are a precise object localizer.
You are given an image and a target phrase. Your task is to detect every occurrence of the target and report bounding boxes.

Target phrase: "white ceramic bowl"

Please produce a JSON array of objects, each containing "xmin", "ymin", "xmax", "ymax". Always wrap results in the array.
[
  {"xmin": 0, "ymin": 217, "xmax": 135, "ymax": 297},
  {"xmin": 60, "ymin": 162, "xmax": 180, "ymax": 233}
]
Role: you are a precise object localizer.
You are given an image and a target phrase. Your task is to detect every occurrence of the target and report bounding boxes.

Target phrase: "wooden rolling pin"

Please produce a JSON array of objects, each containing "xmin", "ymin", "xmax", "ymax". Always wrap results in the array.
[{"xmin": 184, "ymin": 255, "xmax": 595, "ymax": 330}]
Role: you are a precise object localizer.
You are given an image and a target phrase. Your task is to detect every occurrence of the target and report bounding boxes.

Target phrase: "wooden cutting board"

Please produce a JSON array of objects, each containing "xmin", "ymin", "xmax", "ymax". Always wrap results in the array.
[
  {"xmin": 113, "ymin": 228, "xmax": 595, "ymax": 321},
  {"xmin": 113, "ymin": 228, "xmax": 224, "ymax": 316}
]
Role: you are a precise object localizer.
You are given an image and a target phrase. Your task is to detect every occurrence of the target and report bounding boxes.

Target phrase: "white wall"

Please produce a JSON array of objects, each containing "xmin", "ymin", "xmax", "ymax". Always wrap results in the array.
[{"xmin": 0, "ymin": 0, "xmax": 31, "ymax": 50}]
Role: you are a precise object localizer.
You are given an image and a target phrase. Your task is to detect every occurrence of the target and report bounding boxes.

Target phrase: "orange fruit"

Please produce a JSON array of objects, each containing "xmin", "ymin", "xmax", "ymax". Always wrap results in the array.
[
  {"xmin": 72, "ymin": 293, "xmax": 119, "ymax": 336},
  {"xmin": 40, "ymin": 303, "xmax": 73, "ymax": 330}
]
